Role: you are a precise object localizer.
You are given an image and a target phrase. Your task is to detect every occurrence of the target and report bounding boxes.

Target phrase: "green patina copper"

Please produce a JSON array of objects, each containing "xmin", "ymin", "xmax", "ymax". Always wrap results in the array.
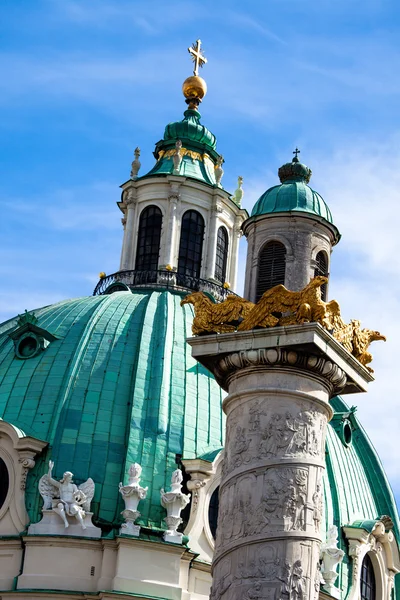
[
  {"xmin": 140, "ymin": 109, "xmax": 221, "ymax": 186},
  {"xmin": 323, "ymin": 395, "xmax": 400, "ymax": 597},
  {"xmin": 250, "ymin": 158, "xmax": 341, "ymax": 243},
  {"xmin": 0, "ymin": 291, "xmax": 224, "ymax": 529}
]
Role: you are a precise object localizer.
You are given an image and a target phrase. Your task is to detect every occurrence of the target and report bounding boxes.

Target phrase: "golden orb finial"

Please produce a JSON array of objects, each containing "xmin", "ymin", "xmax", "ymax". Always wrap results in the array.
[{"xmin": 183, "ymin": 39, "xmax": 208, "ymax": 109}]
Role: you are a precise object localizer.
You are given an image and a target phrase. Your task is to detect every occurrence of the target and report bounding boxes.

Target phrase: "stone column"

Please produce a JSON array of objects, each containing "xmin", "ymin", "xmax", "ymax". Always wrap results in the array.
[
  {"xmin": 205, "ymin": 201, "xmax": 222, "ymax": 281},
  {"xmin": 161, "ymin": 188, "xmax": 180, "ymax": 269},
  {"xmin": 120, "ymin": 188, "xmax": 137, "ymax": 271},
  {"xmin": 228, "ymin": 222, "xmax": 242, "ymax": 291},
  {"xmin": 187, "ymin": 324, "xmax": 372, "ymax": 600}
]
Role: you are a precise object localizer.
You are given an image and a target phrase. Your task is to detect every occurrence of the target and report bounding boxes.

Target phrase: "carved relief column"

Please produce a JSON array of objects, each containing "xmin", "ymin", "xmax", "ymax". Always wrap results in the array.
[
  {"xmin": 120, "ymin": 187, "xmax": 137, "ymax": 271},
  {"xmin": 187, "ymin": 324, "xmax": 372, "ymax": 600}
]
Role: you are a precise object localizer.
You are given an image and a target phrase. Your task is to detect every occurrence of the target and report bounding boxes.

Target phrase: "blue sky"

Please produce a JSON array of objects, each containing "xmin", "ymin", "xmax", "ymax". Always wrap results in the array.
[{"xmin": 1, "ymin": 1, "xmax": 400, "ymax": 505}]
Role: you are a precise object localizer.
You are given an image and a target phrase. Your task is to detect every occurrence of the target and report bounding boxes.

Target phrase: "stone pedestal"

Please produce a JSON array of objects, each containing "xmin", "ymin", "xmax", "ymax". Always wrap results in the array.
[
  {"xmin": 28, "ymin": 510, "xmax": 101, "ymax": 538},
  {"xmin": 188, "ymin": 323, "xmax": 372, "ymax": 600}
]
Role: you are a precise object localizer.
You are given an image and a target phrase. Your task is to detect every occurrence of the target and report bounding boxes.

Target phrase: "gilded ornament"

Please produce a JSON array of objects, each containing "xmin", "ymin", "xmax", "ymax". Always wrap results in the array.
[
  {"xmin": 182, "ymin": 276, "xmax": 385, "ymax": 371},
  {"xmin": 180, "ymin": 293, "xmax": 254, "ymax": 335},
  {"xmin": 99, "ymin": 272, "xmax": 106, "ymax": 279},
  {"xmin": 158, "ymin": 146, "xmax": 204, "ymax": 163}
]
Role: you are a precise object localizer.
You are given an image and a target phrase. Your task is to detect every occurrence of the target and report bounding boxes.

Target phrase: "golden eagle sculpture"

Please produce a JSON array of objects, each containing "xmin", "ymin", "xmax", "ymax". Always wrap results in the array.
[{"xmin": 181, "ymin": 277, "xmax": 385, "ymax": 372}]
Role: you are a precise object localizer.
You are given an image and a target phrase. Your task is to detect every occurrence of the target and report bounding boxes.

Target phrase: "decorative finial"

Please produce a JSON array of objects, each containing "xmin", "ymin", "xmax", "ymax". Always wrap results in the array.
[
  {"xmin": 17, "ymin": 310, "xmax": 38, "ymax": 327},
  {"xmin": 130, "ymin": 147, "xmax": 141, "ymax": 180},
  {"xmin": 173, "ymin": 140, "xmax": 183, "ymax": 174},
  {"xmin": 182, "ymin": 39, "xmax": 208, "ymax": 110},
  {"xmin": 188, "ymin": 40, "xmax": 207, "ymax": 76},
  {"xmin": 215, "ymin": 155, "xmax": 224, "ymax": 187},
  {"xmin": 293, "ymin": 147, "xmax": 300, "ymax": 163},
  {"xmin": 232, "ymin": 176, "xmax": 243, "ymax": 206}
]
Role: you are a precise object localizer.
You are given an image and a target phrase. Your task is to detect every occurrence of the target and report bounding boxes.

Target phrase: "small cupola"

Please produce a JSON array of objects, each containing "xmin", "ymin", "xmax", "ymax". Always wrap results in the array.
[{"xmin": 242, "ymin": 150, "xmax": 340, "ymax": 302}]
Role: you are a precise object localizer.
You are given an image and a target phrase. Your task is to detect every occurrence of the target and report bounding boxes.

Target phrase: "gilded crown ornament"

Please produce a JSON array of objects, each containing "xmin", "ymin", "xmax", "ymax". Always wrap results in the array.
[
  {"xmin": 181, "ymin": 276, "xmax": 386, "ymax": 372},
  {"xmin": 182, "ymin": 39, "xmax": 208, "ymax": 109}
]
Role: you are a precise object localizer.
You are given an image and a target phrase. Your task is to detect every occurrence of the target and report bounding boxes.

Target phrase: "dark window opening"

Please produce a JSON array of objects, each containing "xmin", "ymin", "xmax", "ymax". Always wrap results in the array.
[
  {"xmin": 314, "ymin": 251, "xmax": 328, "ymax": 301},
  {"xmin": 256, "ymin": 241, "xmax": 286, "ymax": 301},
  {"xmin": 208, "ymin": 486, "xmax": 220, "ymax": 539},
  {"xmin": 214, "ymin": 227, "xmax": 229, "ymax": 284},
  {"xmin": 178, "ymin": 210, "xmax": 205, "ymax": 279},
  {"xmin": 360, "ymin": 554, "xmax": 376, "ymax": 600},
  {"xmin": 135, "ymin": 206, "xmax": 162, "ymax": 271},
  {"xmin": 0, "ymin": 458, "xmax": 9, "ymax": 509}
]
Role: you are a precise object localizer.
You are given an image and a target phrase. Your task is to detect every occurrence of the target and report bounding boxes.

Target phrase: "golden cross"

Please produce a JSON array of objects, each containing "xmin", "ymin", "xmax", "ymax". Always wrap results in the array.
[{"xmin": 188, "ymin": 39, "xmax": 207, "ymax": 76}]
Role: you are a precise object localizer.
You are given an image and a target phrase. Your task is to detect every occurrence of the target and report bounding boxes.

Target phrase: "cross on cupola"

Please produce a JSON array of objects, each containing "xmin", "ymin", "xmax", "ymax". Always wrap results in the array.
[
  {"xmin": 188, "ymin": 39, "xmax": 207, "ymax": 76},
  {"xmin": 293, "ymin": 147, "xmax": 300, "ymax": 162}
]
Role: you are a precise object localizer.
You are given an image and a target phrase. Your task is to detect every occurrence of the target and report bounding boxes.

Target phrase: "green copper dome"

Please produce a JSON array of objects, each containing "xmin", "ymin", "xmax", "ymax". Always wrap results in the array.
[
  {"xmin": 0, "ymin": 291, "xmax": 224, "ymax": 530},
  {"xmin": 250, "ymin": 157, "xmax": 341, "ymax": 242},
  {"xmin": 164, "ymin": 109, "xmax": 216, "ymax": 150},
  {"xmin": 142, "ymin": 109, "xmax": 221, "ymax": 186}
]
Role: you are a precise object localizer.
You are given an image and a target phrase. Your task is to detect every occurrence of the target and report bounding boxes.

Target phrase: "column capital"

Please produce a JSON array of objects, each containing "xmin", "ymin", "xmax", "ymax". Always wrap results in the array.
[{"xmin": 188, "ymin": 323, "xmax": 373, "ymax": 397}]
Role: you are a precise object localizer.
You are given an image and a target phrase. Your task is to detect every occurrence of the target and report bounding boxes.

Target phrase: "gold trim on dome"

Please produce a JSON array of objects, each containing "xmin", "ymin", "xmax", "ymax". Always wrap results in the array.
[
  {"xmin": 181, "ymin": 276, "xmax": 386, "ymax": 373},
  {"xmin": 158, "ymin": 147, "xmax": 206, "ymax": 162}
]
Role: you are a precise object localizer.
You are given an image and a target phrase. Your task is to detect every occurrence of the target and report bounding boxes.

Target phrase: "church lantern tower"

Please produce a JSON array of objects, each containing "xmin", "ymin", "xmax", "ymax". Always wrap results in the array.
[
  {"xmin": 105, "ymin": 39, "xmax": 247, "ymax": 298},
  {"xmin": 242, "ymin": 150, "xmax": 340, "ymax": 302}
]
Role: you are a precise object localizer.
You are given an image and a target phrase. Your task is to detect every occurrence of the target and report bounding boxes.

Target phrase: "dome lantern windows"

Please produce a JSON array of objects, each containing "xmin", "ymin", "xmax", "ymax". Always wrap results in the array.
[
  {"xmin": 178, "ymin": 210, "xmax": 205, "ymax": 280},
  {"xmin": 214, "ymin": 227, "xmax": 228, "ymax": 284},
  {"xmin": 256, "ymin": 241, "xmax": 286, "ymax": 302},
  {"xmin": 135, "ymin": 205, "xmax": 163, "ymax": 272}
]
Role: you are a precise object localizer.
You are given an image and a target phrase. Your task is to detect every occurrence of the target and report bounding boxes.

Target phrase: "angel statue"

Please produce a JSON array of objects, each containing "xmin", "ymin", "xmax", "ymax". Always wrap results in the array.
[{"xmin": 39, "ymin": 460, "xmax": 95, "ymax": 530}]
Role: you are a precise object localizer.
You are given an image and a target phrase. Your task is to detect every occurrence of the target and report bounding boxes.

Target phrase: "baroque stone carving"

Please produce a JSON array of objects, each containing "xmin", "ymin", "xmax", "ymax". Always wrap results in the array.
[
  {"xmin": 119, "ymin": 463, "xmax": 148, "ymax": 536},
  {"xmin": 259, "ymin": 410, "xmax": 324, "ymax": 459},
  {"xmin": 214, "ymin": 347, "xmax": 347, "ymax": 394},
  {"xmin": 160, "ymin": 469, "xmax": 190, "ymax": 544},
  {"xmin": 320, "ymin": 526, "xmax": 344, "ymax": 597},
  {"xmin": 39, "ymin": 461, "xmax": 95, "ymax": 529},
  {"xmin": 18, "ymin": 457, "xmax": 35, "ymax": 490},
  {"xmin": 186, "ymin": 478, "xmax": 206, "ymax": 513},
  {"xmin": 130, "ymin": 146, "xmax": 141, "ymax": 179},
  {"xmin": 232, "ymin": 175, "xmax": 243, "ymax": 206},
  {"xmin": 215, "ymin": 155, "xmax": 224, "ymax": 186},
  {"xmin": 173, "ymin": 139, "xmax": 183, "ymax": 174},
  {"xmin": 182, "ymin": 276, "xmax": 385, "ymax": 371},
  {"xmin": 210, "ymin": 555, "xmax": 306, "ymax": 600}
]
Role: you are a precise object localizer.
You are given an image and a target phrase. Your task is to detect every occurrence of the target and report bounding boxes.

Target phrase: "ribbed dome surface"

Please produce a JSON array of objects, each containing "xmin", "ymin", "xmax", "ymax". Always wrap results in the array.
[
  {"xmin": 164, "ymin": 109, "xmax": 216, "ymax": 150},
  {"xmin": 251, "ymin": 180, "xmax": 334, "ymax": 223},
  {"xmin": 323, "ymin": 396, "xmax": 400, "ymax": 597},
  {"xmin": 0, "ymin": 291, "xmax": 224, "ymax": 528}
]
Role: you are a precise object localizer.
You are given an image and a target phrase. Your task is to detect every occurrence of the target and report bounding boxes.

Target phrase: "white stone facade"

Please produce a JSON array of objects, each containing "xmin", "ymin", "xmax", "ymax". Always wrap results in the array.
[{"xmin": 118, "ymin": 175, "xmax": 247, "ymax": 291}]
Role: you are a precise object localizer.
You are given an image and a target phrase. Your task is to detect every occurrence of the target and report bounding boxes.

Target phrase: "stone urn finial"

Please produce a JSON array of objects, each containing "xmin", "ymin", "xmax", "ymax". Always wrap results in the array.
[
  {"xmin": 130, "ymin": 147, "xmax": 141, "ymax": 180},
  {"xmin": 119, "ymin": 462, "xmax": 148, "ymax": 536},
  {"xmin": 160, "ymin": 469, "xmax": 190, "ymax": 544},
  {"xmin": 320, "ymin": 525, "xmax": 345, "ymax": 598},
  {"xmin": 215, "ymin": 155, "xmax": 224, "ymax": 187}
]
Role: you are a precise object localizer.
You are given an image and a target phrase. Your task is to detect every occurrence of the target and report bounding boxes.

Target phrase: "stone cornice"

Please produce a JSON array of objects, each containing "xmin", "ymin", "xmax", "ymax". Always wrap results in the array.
[{"xmin": 187, "ymin": 323, "xmax": 373, "ymax": 395}]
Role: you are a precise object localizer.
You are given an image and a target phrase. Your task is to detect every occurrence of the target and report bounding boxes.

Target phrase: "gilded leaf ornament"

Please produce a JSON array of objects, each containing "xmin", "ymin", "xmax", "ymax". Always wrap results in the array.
[{"xmin": 181, "ymin": 276, "xmax": 385, "ymax": 372}]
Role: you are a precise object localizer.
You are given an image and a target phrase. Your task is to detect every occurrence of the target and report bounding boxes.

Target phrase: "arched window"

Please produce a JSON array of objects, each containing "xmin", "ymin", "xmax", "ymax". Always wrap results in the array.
[
  {"xmin": 0, "ymin": 458, "xmax": 9, "ymax": 510},
  {"xmin": 178, "ymin": 210, "xmax": 205, "ymax": 279},
  {"xmin": 256, "ymin": 241, "xmax": 286, "ymax": 301},
  {"xmin": 215, "ymin": 227, "xmax": 229, "ymax": 283},
  {"xmin": 135, "ymin": 206, "xmax": 162, "ymax": 271},
  {"xmin": 360, "ymin": 554, "xmax": 376, "ymax": 600},
  {"xmin": 208, "ymin": 486, "xmax": 219, "ymax": 540},
  {"xmin": 314, "ymin": 250, "xmax": 328, "ymax": 301}
]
